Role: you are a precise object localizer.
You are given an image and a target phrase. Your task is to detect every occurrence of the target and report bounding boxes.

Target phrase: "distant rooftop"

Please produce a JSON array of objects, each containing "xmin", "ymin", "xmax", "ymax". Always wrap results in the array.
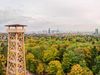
[{"xmin": 5, "ymin": 24, "xmax": 27, "ymax": 27}]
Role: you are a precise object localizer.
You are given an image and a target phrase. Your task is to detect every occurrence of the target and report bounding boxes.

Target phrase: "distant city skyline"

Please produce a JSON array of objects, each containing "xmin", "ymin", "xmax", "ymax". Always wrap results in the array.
[{"xmin": 0, "ymin": 0, "xmax": 100, "ymax": 32}]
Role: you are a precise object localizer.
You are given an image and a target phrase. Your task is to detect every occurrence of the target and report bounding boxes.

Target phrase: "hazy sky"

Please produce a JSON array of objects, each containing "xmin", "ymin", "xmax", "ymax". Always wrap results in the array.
[{"xmin": 0, "ymin": 0, "xmax": 100, "ymax": 32}]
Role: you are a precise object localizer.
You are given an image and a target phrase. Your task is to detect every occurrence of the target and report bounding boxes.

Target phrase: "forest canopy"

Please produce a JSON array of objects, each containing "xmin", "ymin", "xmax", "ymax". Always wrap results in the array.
[{"xmin": 0, "ymin": 35, "xmax": 100, "ymax": 75}]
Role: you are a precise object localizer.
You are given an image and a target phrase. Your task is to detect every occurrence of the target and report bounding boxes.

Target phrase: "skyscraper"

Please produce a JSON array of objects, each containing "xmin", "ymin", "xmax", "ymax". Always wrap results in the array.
[{"xmin": 95, "ymin": 28, "xmax": 99, "ymax": 35}]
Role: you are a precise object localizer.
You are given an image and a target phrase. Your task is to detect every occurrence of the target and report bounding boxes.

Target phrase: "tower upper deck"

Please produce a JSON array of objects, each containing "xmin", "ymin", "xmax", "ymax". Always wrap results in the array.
[{"xmin": 5, "ymin": 24, "xmax": 27, "ymax": 32}]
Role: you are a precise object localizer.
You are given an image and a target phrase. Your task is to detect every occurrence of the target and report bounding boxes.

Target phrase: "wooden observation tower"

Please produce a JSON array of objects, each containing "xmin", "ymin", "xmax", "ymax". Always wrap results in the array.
[{"xmin": 6, "ymin": 24, "xmax": 26, "ymax": 75}]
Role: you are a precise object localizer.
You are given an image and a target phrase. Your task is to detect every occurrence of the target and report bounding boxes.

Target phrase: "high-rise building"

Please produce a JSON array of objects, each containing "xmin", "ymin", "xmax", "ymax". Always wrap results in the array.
[
  {"xmin": 95, "ymin": 28, "xmax": 99, "ymax": 35},
  {"xmin": 48, "ymin": 28, "xmax": 51, "ymax": 34},
  {"xmin": 6, "ymin": 24, "xmax": 26, "ymax": 75}
]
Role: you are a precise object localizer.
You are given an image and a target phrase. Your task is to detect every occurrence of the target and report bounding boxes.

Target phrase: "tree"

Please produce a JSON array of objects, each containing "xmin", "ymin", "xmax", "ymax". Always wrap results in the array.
[
  {"xmin": 68, "ymin": 64, "xmax": 93, "ymax": 75},
  {"xmin": 92, "ymin": 55, "xmax": 100, "ymax": 75},
  {"xmin": 47, "ymin": 60, "xmax": 64, "ymax": 75},
  {"xmin": 36, "ymin": 63, "xmax": 44, "ymax": 75},
  {"xmin": 42, "ymin": 47, "xmax": 59, "ymax": 63},
  {"xmin": 31, "ymin": 46, "xmax": 43, "ymax": 60},
  {"xmin": 0, "ymin": 54, "xmax": 6, "ymax": 75},
  {"xmin": 26, "ymin": 52, "xmax": 36, "ymax": 73},
  {"xmin": 62, "ymin": 49, "xmax": 82, "ymax": 72},
  {"xmin": 96, "ymin": 56, "xmax": 100, "ymax": 74}
]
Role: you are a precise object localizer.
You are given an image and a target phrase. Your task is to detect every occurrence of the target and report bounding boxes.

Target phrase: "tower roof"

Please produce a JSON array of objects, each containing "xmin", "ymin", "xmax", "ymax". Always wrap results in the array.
[{"xmin": 5, "ymin": 24, "xmax": 27, "ymax": 27}]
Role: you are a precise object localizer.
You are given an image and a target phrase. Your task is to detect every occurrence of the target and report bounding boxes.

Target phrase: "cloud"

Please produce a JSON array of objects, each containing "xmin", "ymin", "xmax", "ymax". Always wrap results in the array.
[{"xmin": 0, "ymin": 0, "xmax": 100, "ymax": 32}]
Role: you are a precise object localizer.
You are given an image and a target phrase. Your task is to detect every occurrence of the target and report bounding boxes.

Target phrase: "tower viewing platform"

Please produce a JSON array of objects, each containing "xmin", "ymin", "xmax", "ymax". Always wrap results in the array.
[{"xmin": 6, "ymin": 24, "xmax": 27, "ymax": 32}]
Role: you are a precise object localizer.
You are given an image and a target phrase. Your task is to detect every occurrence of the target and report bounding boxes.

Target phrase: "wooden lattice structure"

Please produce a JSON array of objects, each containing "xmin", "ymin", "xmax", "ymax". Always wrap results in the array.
[{"xmin": 6, "ymin": 24, "xmax": 26, "ymax": 75}]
